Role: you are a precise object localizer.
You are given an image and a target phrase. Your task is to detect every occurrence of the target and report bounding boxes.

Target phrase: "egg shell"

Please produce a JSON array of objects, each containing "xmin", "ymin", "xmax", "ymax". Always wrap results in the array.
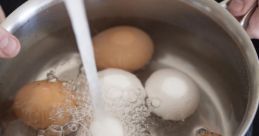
[
  {"xmin": 98, "ymin": 68, "xmax": 145, "ymax": 102},
  {"xmin": 145, "ymin": 69, "xmax": 200, "ymax": 121},
  {"xmin": 90, "ymin": 116, "xmax": 124, "ymax": 136},
  {"xmin": 13, "ymin": 80, "xmax": 76, "ymax": 129},
  {"xmin": 93, "ymin": 26, "xmax": 154, "ymax": 72}
]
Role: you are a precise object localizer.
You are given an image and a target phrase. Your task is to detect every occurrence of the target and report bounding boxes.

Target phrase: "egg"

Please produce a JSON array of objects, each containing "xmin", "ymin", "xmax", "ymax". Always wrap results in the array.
[
  {"xmin": 145, "ymin": 69, "xmax": 200, "ymax": 121},
  {"xmin": 93, "ymin": 26, "xmax": 154, "ymax": 72},
  {"xmin": 98, "ymin": 68, "xmax": 148, "ymax": 136},
  {"xmin": 13, "ymin": 80, "xmax": 76, "ymax": 129},
  {"xmin": 90, "ymin": 116, "xmax": 124, "ymax": 136},
  {"xmin": 98, "ymin": 68, "xmax": 145, "ymax": 104}
]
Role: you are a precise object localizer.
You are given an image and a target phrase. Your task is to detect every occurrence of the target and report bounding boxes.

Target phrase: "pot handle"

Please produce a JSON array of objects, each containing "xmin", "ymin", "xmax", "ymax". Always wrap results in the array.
[{"xmin": 220, "ymin": 0, "xmax": 257, "ymax": 29}]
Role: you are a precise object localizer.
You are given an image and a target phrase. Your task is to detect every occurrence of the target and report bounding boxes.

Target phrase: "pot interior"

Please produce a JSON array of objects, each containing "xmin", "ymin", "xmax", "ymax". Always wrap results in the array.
[{"xmin": 0, "ymin": 0, "xmax": 254, "ymax": 136}]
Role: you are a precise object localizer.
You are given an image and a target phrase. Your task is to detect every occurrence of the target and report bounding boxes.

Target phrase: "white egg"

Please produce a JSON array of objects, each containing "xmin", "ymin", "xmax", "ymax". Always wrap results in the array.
[
  {"xmin": 90, "ymin": 116, "xmax": 124, "ymax": 136},
  {"xmin": 145, "ymin": 68, "xmax": 200, "ymax": 121},
  {"xmin": 98, "ymin": 68, "xmax": 145, "ymax": 103},
  {"xmin": 98, "ymin": 68, "xmax": 149, "ymax": 136}
]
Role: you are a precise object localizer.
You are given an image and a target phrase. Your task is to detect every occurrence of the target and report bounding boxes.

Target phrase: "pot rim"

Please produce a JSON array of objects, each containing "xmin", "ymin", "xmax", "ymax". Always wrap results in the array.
[
  {"xmin": 1, "ymin": 0, "xmax": 258, "ymax": 135},
  {"xmin": 187, "ymin": 0, "xmax": 259, "ymax": 135}
]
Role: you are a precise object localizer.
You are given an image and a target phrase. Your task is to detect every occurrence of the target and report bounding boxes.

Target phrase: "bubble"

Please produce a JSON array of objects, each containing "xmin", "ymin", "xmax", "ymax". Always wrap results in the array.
[
  {"xmin": 126, "ymin": 89, "xmax": 138, "ymax": 103},
  {"xmin": 196, "ymin": 128, "xmax": 221, "ymax": 136},
  {"xmin": 47, "ymin": 71, "xmax": 58, "ymax": 82},
  {"xmin": 197, "ymin": 128, "xmax": 207, "ymax": 135},
  {"xmin": 67, "ymin": 123, "xmax": 79, "ymax": 132},
  {"xmin": 150, "ymin": 98, "xmax": 161, "ymax": 108}
]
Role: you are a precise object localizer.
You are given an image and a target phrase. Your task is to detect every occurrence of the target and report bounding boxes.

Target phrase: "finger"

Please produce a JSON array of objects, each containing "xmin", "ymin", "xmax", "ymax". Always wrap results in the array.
[
  {"xmin": 228, "ymin": 0, "xmax": 257, "ymax": 17},
  {"xmin": 0, "ymin": 6, "xmax": 5, "ymax": 22},
  {"xmin": 247, "ymin": 7, "xmax": 259, "ymax": 39},
  {"xmin": 0, "ymin": 28, "xmax": 21, "ymax": 59}
]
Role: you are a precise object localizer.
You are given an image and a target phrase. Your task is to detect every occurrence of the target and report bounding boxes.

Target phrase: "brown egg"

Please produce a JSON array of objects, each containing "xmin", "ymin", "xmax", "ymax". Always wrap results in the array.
[
  {"xmin": 93, "ymin": 26, "xmax": 154, "ymax": 71},
  {"xmin": 13, "ymin": 80, "xmax": 76, "ymax": 129}
]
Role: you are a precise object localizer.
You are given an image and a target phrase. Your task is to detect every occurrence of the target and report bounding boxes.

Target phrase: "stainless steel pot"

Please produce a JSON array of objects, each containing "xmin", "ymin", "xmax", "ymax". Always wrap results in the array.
[{"xmin": 0, "ymin": 0, "xmax": 258, "ymax": 136}]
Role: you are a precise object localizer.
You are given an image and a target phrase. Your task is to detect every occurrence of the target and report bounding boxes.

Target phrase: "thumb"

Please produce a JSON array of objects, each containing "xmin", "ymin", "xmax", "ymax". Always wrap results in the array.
[
  {"xmin": 0, "ymin": 27, "xmax": 21, "ymax": 59},
  {"xmin": 228, "ymin": 0, "xmax": 257, "ymax": 16}
]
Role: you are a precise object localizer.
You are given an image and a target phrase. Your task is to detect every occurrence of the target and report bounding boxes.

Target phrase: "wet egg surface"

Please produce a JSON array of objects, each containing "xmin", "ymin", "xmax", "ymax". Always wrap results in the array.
[
  {"xmin": 13, "ymin": 80, "xmax": 76, "ymax": 129},
  {"xmin": 94, "ymin": 26, "xmax": 154, "ymax": 72},
  {"xmin": 145, "ymin": 69, "xmax": 200, "ymax": 121}
]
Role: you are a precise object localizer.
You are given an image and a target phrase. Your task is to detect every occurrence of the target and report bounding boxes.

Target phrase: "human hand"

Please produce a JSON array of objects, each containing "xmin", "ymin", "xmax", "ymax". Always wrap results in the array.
[
  {"xmin": 0, "ymin": 26, "xmax": 20, "ymax": 59},
  {"xmin": 228, "ymin": 0, "xmax": 259, "ymax": 39}
]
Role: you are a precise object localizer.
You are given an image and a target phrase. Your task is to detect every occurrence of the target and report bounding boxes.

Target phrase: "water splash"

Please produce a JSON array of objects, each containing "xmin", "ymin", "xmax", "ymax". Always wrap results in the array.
[
  {"xmin": 39, "ymin": 70, "xmax": 93, "ymax": 136},
  {"xmin": 103, "ymin": 87, "xmax": 151, "ymax": 136}
]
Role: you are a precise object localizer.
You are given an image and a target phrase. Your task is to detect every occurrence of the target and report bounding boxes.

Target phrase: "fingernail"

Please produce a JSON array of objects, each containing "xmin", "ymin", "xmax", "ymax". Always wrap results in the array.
[
  {"xmin": 0, "ymin": 36, "xmax": 9, "ymax": 49},
  {"xmin": 0, "ymin": 36, "xmax": 19, "ymax": 57}
]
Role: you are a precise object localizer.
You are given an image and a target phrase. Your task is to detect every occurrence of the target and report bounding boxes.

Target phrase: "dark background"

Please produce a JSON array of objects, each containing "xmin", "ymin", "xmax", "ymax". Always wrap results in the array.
[{"xmin": 0, "ymin": 0, "xmax": 259, "ymax": 135}]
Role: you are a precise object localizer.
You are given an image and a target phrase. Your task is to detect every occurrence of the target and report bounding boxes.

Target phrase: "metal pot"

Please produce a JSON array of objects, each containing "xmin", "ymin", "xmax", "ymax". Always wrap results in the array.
[{"xmin": 0, "ymin": 0, "xmax": 258, "ymax": 135}]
